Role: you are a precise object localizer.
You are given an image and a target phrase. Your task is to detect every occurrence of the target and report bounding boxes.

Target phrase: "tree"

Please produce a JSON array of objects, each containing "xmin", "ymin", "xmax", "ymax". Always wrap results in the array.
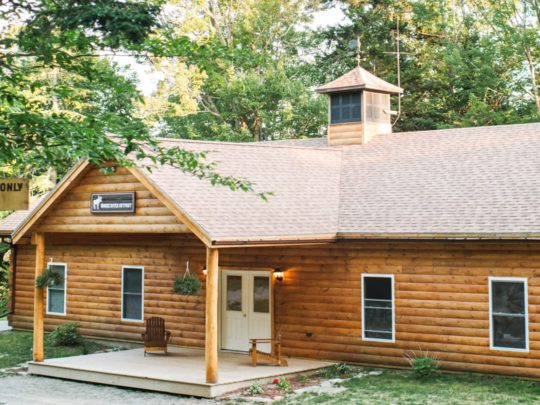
[
  {"xmin": 142, "ymin": 0, "xmax": 327, "ymax": 142},
  {"xmin": 307, "ymin": 0, "xmax": 539, "ymax": 131},
  {"xmin": 1, "ymin": 0, "xmax": 264, "ymax": 196}
]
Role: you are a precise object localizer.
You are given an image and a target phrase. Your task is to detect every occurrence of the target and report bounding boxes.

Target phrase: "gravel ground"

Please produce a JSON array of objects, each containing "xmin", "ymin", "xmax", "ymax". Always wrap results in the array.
[{"xmin": 0, "ymin": 375, "xmax": 220, "ymax": 405}]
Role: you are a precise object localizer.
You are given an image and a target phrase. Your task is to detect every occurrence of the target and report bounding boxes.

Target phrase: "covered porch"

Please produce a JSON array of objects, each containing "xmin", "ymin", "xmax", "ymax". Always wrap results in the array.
[{"xmin": 28, "ymin": 346, "xmax": 333, "ymax": 398}]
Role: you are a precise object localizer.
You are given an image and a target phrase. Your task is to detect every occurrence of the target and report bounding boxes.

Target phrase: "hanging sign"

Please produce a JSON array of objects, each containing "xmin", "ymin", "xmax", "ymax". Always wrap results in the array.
[
  {"xmin": 0, "ymin": 178, "xmax": 29, "ymax": 210},
  {"xmin": 91, "ymin": 192, "xmax": 135, "ymax": 214}
]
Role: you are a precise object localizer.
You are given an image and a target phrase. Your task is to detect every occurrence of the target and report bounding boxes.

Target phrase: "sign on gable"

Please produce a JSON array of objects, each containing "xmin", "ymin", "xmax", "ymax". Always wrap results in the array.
[
  {"xmin": 0, "ymin": 178, "xmax": 29, "ymax": 210},
  {"xmin": 91, "ymin": 192, "xmax": 135, "ymax": 214}
]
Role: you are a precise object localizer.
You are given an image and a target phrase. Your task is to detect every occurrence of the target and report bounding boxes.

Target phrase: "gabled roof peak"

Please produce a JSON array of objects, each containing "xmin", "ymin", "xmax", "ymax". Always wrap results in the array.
[{"xmin": 315, "ymin": 66, "xmax": 403, "ymax": 94}]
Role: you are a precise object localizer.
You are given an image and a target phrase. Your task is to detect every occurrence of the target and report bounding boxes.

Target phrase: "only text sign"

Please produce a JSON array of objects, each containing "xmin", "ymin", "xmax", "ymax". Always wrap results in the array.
[{"xmin": 0, "ymin": 178, "xmax": 29, "ymax": 210}]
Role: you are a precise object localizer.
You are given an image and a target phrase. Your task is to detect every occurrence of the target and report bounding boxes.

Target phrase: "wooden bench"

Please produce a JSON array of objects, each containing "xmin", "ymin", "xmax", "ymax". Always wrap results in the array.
[
  {"xmin": 249, "ymin": 336, "xmax": 288, "ymax": 367},
  {"xmin": 141, "ymin": 317, "xmax": 171, "ymax": 356}
]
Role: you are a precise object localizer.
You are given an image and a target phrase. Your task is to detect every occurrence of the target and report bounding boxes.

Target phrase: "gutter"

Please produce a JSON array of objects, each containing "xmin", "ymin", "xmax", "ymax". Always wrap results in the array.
[{"xmin": 211, "ymin": 232, "xmax": 540, "ymax": 248}]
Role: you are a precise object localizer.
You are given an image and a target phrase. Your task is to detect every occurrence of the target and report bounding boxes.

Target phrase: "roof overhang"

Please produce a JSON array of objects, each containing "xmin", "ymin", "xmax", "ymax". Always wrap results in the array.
[{"xmin": 315, "ymin": 85, "xmax": 403, "ymax": 95}]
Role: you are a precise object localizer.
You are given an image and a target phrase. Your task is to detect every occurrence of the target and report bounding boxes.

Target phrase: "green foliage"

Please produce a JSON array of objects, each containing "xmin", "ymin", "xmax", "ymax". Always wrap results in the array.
[
  {"xmin": 48, "ymin": 322, "xmax": 82, "ymax": 346},
  {"xmin": 298, "ymin": 374, "xmax": 309, "ymax": 384},
  {"xmin": 308, "ymin": 0, "xmax": 539, "ymax": 131},
  {"xmin": 0, "ymin": 243, "xmax": 11, "ymax": 316},
  {"xmin": 172, "ymin": 273, "xmax": 201, "ymax": 296},
  {"xmin": 245, "ymin": 381, "xmax": 265, "ymax": 396},
  {"xmin": 144, "ymin": 0, "xmax": 327, "ymax": 142},
  {"xmin": 318, "ymin": 362, "xmax": 354, "ymax": 379},
  {"xmin": 0, "ymin": 330, "xmax": 106, "ymax": 369},
  {"xmin": 35, "ymin": 267, "xmax": 64, "ymax": 289},
  {"xmin": 283, "ymin": 369, "xmax": 540, "ymax": 405},
  {"xmin": 406, "ymin": 352, "xmax": 439, "ymax": 379},
  {"xmin": 1, "ymin": 0, "xmax": 267, "ymax": 199},
  {"xmin": 275, "ymin": 378, "xmax": 292, "ymax": 392}
]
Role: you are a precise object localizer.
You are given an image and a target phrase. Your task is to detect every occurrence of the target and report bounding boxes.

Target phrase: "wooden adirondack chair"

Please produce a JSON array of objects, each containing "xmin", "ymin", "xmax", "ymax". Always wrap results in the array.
[
  {"xmin": 249, "ymin": 335, "xmax": 288, "ymax": 367},
  {"xmin": 141, "ymin": 317, "xmax": 171, "ymax": 355}
]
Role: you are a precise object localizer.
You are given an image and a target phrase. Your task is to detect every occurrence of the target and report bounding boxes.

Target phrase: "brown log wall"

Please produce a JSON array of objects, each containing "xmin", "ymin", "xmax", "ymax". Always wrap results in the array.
[{"xmin": 11, "ymin": 237, "xmax": 540, "ymax": 377}]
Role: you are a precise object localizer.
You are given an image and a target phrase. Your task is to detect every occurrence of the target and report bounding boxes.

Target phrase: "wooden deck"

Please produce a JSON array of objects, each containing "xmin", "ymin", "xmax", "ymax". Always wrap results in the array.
[{"xmin": 28, "ymin": 347, "xmax": 333, "ymax": 398}]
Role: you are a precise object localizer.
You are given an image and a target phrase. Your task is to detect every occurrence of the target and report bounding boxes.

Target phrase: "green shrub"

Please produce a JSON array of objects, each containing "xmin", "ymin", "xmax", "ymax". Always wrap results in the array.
[
  {"xmin": 245, "ymin": 381, "xmax": 264, "ymax": 395},
  {"xmin": 408, "ymin": 354, "xmax": 439, "ymax": 379},
  {"xmin": 48, "ymin": 323, "xmax": 82, "ymax": 346},
  {"xmin": 0, "ymin": 284, "xmax": 7, "ymax": 316},
  {"xmin": 0, "ymin": 243, "xmax": 10, "ymax": 316}
]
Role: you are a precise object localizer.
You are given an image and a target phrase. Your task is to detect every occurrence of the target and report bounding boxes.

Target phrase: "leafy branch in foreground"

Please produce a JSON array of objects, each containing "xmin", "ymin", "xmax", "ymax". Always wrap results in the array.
[{"xmin": 0, "ymin": 0, "xmax": 270, "ymax": 200}]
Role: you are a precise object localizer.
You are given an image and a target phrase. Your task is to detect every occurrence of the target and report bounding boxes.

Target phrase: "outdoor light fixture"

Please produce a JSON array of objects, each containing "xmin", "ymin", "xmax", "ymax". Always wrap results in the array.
[
  {"xmin": 202, "ymin": 268, "xmax": 208, "ymax": 276},
  {"xmin": 274, "ymin": 267, "xmax": 284, "ymax": 282}
]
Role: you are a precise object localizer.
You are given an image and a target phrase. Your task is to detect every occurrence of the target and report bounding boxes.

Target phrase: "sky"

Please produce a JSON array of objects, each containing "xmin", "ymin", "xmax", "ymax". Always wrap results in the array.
[{"xmin": 116, "ymin": 5, "xmax": 347, "ymax": 96}]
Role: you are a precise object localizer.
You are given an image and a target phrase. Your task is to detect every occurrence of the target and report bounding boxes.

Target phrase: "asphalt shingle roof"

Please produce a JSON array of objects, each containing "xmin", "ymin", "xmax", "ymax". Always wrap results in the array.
[
  {"xmin": 0, "ymin": 196, "xmax": 46, "ymax": 235},
  {"xmin": 315, "ymin": 66, "xmax": 404, "ymax": 94},
  {"xmin": 3, "ymin": 122, "xmax": 540, "ymax": 242}
]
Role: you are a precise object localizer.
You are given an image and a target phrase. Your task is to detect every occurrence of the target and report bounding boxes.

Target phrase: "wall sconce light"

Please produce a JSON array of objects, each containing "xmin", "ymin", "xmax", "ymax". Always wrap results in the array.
[
  {"xmin": 274, "ymin": 267, "xmax": 284, "ymax": 282},
  {"xmin": 202, "ymin": 267, "xmax": 207, "ymax": 276}
]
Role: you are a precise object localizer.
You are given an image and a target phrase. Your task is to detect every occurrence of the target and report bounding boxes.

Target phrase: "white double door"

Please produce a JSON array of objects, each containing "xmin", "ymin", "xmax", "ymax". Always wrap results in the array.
[{"xmin": 221, "ymin": 270, "xmax": 272, "ymax": 353}]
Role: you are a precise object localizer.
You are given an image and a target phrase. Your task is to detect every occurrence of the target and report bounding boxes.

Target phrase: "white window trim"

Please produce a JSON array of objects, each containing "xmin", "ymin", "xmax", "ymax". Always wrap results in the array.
[
  {"xmin": 45, "ymin": 262, "xmax": 67, "ymax": 316},
  {"xmin": 489, "ymin": 276, "xmax": 529, "ymax": 352},
  {"xmin": 361, "ymin": 273, "xmax": 395, "ymax": 343},
  {"xmin": 121, "ymin": 266, "xmax": 145, "ymax": 323}
]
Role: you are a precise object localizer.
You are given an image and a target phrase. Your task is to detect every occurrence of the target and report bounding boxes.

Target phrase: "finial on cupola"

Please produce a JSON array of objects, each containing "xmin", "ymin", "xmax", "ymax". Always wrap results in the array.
[{"xmin": 315, "ymin": 67, "xmax": 403, "ymax": 146}]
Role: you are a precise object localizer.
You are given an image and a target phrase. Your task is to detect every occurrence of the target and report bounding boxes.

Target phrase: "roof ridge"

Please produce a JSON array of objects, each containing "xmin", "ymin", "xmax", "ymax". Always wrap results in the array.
[
  {"xmin": 155, "ymin": 137, "xmax": 339, "ymax": 152},
  {"xmin": 391, "ymin": 122, "xmax": 540, "ymax": 137}
]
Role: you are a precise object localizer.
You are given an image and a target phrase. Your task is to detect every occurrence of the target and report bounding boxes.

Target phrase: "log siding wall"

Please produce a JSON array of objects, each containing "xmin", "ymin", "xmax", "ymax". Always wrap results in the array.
[
  {"xmin": 35, "ymin": 167, "xmax": 186, "ymax": 234},
  {"xmin": 11, "ymin": 237, "xmax": 540, "ymax": 378}
]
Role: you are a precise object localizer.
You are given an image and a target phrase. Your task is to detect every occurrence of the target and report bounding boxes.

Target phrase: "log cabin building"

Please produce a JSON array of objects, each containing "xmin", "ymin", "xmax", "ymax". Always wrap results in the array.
[{"xmin": 2, "ymin": 67, "xmax": 540, "ymax": 385}]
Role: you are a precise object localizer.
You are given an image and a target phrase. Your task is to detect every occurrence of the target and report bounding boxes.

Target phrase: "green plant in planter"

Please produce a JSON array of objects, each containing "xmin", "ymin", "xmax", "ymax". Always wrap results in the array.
[
  {"xmin": 173, "ymin": 262, "xmax": 201, "ymax": 295},
  {"xmin": 35, "ymin": 267, "xmax": 63, "ymax": 288}
]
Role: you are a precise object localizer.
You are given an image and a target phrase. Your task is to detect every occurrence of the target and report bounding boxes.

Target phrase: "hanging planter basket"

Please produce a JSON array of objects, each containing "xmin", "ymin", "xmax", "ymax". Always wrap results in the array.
[
  {"xmin": 35, "ymin": 267, "xmax": 63, "ymax": 289},
  {"xmin": 173, "ymin": 261, "xmax": 201, "ymax": 296}
]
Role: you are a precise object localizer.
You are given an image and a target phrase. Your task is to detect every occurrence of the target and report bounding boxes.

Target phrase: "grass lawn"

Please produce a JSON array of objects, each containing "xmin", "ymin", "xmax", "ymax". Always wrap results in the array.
[
  {"xmin": 0, "ymin": 330, "xmax": 106, "ymax": 370},
  {"xmin": 276, "ymin": 369, "xmax": 540, "ymax": 405}
]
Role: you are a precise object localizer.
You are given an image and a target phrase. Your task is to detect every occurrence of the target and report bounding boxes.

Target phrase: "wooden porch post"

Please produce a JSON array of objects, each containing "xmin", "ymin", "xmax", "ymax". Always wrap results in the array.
[
  {"xmin": 32, "ymin": 232, "xmax": 46, "ymax": 362},
  {"xmin": 205, "ymin": 247, "xmax": 219, "ymax": 383}
]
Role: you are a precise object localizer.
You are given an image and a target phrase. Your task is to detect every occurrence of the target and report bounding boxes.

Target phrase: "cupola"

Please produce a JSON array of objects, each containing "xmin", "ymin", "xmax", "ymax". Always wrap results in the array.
[{"xmin": 315, "ymin": 67, "xmax": 403, "ymax": 146}]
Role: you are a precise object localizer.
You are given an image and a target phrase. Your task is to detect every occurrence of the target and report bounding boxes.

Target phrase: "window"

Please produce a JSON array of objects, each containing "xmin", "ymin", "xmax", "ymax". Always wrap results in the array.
[
  {"xmin": 330, "ymin": 92, "xmax": 361, "ymax": 124},
  {"xmin": 122, "ymin": 266, "xmax": 144, "ymax": 321},
  {"xmin": 365, "ymin": 91, "xmax": 390, "ymax": 124},
  {"xmin": 226, "ymin": 275, "xmax": 242, "ymax": 311},
  {"xmin": 253, "ymin": 276, "xmax": 270, "ymax": 313},
  {"xmin": 46, "ymin": 263, "xmax": 67, "ymax": 315},
  {"xmin": 489, "ymin": 277, "xmax": 528, "ymax": 351},
  {"xmin": 362, "ymin": 274, "xmax": 394, "ymax": 341}
]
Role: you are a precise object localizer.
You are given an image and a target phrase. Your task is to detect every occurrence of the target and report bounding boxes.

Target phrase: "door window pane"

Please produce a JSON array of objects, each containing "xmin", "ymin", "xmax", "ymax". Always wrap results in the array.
[
  {"xmin": 122, "ymin": 267, "xmax": 143, "ymax": 321},
  {"xmin": 491, "ymin": 279, "xmax": 527, "ymax": 350},
  {"xmin": 227, "ymin": 275, "xmax": 242, "ymax": 311},
  {"xmin": 47, "ymin": 264, "xmax": 66, "ymax": 314},
  {"xmin": 363, "ymin": 276, "xmax": 393, "ymax": 341},
  {"xmin": 253, "ymin": 276, "xmax": 270, "ymax": 313}
]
